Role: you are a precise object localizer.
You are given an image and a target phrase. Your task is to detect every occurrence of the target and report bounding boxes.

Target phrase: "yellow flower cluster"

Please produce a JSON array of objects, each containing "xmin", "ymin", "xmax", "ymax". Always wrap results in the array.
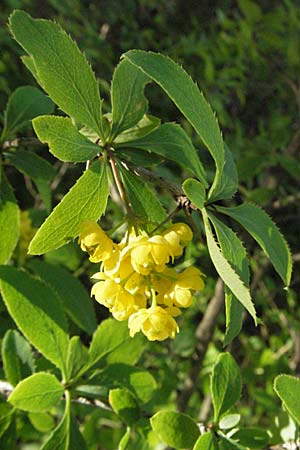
[{"xmin": 79, "ymin": 221, "xmax": 205, "ymax": 341}]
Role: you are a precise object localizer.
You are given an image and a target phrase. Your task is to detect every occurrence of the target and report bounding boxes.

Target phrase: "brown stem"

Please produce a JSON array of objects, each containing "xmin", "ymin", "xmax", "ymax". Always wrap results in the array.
[{"xmin": 176, "ymin": 278, "xmax": 224, "ymax": 412}]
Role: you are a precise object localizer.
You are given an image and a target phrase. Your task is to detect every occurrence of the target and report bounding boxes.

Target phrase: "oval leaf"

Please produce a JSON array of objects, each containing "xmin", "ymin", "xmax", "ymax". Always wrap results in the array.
[
  {"xmin": 9, "ymin": 11, "xmax": 103, "ymax": 137},
  {"xmin": 183, "ymin": 178, "xmax": 206, "ymax": 210},
  {"xmin": 150, "ymin": 411, "xmax": 200, "ymax": 449},
  {"xmin": 8, "ymin": 372, "xmax": 63, "ymax": 412},
  {"xmin": 33, "ymin": 116, "xmax": 101, "ymax": 162},
  {"xmin": 193, "ymin": 432, "xmax": 219, "ymax": 450},
  {"xmin": 1, "ymin": 329, "xmax": 35, "ymax": 386},
  {"xmin": 0, "ymin": 176, "xmax": 20, "ymax": 265},
  {"xmin": 274, "ymin": 375, "xmax": 300, "ymax": 425},
  {"xmin": 231, "ymin": 428, "xmax": 269, "ymax": 449},
  {"xmin": 211, "ymin": 353, "xmax": 242, "ymax": 422},
  {"xmin": 216, "ymin": 203, "xmax": 292, "ymax": 286},
  {"xmin": 0, "ymin": 266, "xmax": 68, "ymax": 373},
  {"xmin": 109, "ymin": 388, "xmax": 140, "ymax": 425},
  {"xmin": 29, "ymin": 159, "xmax": 109, "ymax": 255}
]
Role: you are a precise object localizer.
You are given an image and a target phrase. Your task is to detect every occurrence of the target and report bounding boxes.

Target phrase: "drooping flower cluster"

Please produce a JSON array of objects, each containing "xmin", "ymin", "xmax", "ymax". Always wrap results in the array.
[{"xmin": 79, "ymin": 221, "xmax": 205, "ymax": 341}]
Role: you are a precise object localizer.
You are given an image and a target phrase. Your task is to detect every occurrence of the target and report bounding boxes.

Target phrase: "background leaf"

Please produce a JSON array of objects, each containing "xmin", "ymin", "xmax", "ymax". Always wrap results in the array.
[
  {"xmin": 8, "ymin": 372, "xmax": 63, "ymax": 412},
  {"xmin": 0, "ymin": 176, "xmax": 20, "ymax": 265},
  {"xmin": 33, "ymin": 116, "xmax": 101, "ymax": 162},
  {"xmin": 216, "ymin": 203, "xmax": 292, "ymax": 286},
  {"xmin": 150, "ymin": 411, "xmax": 200, "ymax": 449},
  {"xmin": 211, "ymin": 353, "xmax": 242, "ymax": 422},
  {"xmin": 182, "ymin": 178, "xmax": 206, "ymax": 210},
  {"xmin": 10, "ymin": 11, "xmax": 103, "ymax": 137},
  {"xmin": 29, "ymin": 260, "xmax": 97, "ymax": 335},
  {"xmin": 274, "ymin": 375, "xmax": 300, "ymax": 425},
  {"xmin": 123, "ymin": 50, "xmax": 223, "ymax": 195},
  {"xmin": 109, "ymin": 388, "xmax": 140, "ymax": 425},
  {"xmin": 1, "ymin": 86, "xmax": 54, "ymax": 141},
  {"xmin": 1, "ymin": 329, "xmax": 35, "ymax": 386},
  {"xmin": 0, "ymin": 266, "xmax": 69, "ymax": 373},
  {"xmin": 29, "ymin": 159, "xmax": 109, "ymax": 254},
  {"xmin": 111, "ymin": 58, "xmax": 149, "ymax": 138}
]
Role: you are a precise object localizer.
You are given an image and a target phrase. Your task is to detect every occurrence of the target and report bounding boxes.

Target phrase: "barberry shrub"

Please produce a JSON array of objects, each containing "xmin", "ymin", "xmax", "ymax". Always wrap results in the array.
[{"xmin": 0, "ymin": 10, "xmax": 296, "ymax": 450}]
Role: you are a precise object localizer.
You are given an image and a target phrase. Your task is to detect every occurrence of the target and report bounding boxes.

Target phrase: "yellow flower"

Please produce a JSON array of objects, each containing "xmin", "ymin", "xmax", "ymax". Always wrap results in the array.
[
  {"xmin": 79, "ymin": 221, "xmax": 113, "ymax": 263},
  {"xmin": 163, "ymin": 223, "xmax": 193, "ymax": 257},
  {"xmin": 128, "ymin": 305, "xmax": 179, "ymax": 341},
  {"xmin": 168, "ymin": 267, "xmax": 205, "ymax": 308},
  {"xmin": 123, "ymin": 234, "xmax": 173, "ymax": 275}
]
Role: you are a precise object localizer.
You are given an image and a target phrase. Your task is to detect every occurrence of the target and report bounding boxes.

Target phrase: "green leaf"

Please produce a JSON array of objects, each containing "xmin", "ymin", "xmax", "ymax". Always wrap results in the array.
[
  {"xmin": 109, "ymin": 388, "xmax": 140, "ymax": 425},
  {"xmin": 111, "ymin": 58, "xmax": 149, "ymax": 138},
  {"xmin": 115, "ymin": 123, "xmax": 207, "ymax": 185},
  {"xmin": 29, "ymin": 158, "xmax": 109, "ymax": 254},
  {"xmin": 5, "ymin": 149, "xmax": 56, "ymax": 181},
  {"xmin": 114, "ymin": 114, "xmax": 160, "ymax": 144},
  {"xmin": 231, "ymin": 428, "xmax": 269, "ymax": 449},
  {"xmin": 202, "ymin": 209, "xmax": 256, "ymax": 324},
  {"xmin": 274, "ymin": 375, "xmax": 300, "ymax": 425},
  {"xmin": 66, "ymin": 336, "xmax": 88, "ymax": 380},
  {"xmin": 0, "ymin": 404, "xmax": 14, "ymax": 439},
  {"xmin": 208, "ymin": 213, "xmax": 249, "ymax": 345},
  {"xmin": 118, "ymin": 164, "xmax": 167, "ymax": 226},
  {"xmin": 218, "ymin": 435, "xmax": 246, "ymax": 450},
  {"xmin": 1, "ymin": 86, "xmax": 54, "ymax": 141},
  {"xmin": 211, "ymin": 353, "xmax": 242, "ymax": 422},
  {"xmin": 219, "ymin": 414, "xmax": 241, "ymax": 430},
  {"xmin": 216, "ymin": 203, "xmax": 292, "ymax": 286},
  {"xmin": 88, "ymin": 319, "xmax": 141, "ymax": 368},
  {"xmin": 0, "ymin": 266, "xmax": 69, "ymax": 373},
  {"xmin": 28, "ymin": 412, "xmax": 55, "ymax": 433},
  {"xmin": 10, "ymin": 11, "xmax": 103, "ymax": 138},
  {"xmin": 0, "ymin": 176, "xmax": 20, "ymax": 264},
  {"xmin": 33, "ymin": 116, "xmax": 101, "ymax": 162},
  {"xmin": 21, "ymin": 55, "xmax": 40, "ymax": 84},
  {"xmin": 150, "ymin": 411, "xmax": 200, "ymax": 449},
  {"xmin": 123, "ymin": 50, "xmax": 223, "ymax": 194},
  {"xmin": 28, "ymin": 260, "xmax": 97, "ymax": 335},
  {"xmin": 8, "ymin": 372, "xmax": 63, "ymax": 412},
  {"xmin": 1, "ymin": 329, "xmax": 35, "ymax": 386},
  {"xmin": 209, "ymin": 144, "xmax": 238, "ymax": 203},
  {"xmin": 193, "ymin": 432, "xmax": 219, "ymax": 450},
  {"xmin": 118, "ymin": 427, "xmax": 131, "ymax": 450},
  {"xmin": 95, "ymin": 363, "xmax": 157, "ymax": 403},
  {"xmin": 182, "ymin": 178, "xmax": 206, "ymax": 210}
]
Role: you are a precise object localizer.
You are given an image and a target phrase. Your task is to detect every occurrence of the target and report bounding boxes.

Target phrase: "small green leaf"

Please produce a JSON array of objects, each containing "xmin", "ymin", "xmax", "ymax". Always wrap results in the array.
[
  {"xmin": 211, "ymin": 353, "xmax": 242, "ymax": 422},
  {"xmin": 231, "ymin": 428, "xmax": 269, "ymax": 449},
  {"xmin": 274, "ymin": 375, "xmax": 300, "ymax": 425},
  {"xmin": 219, "ymin": 414, "xmax": 241, "ymax": 430},
  {"xmin": 0, "ymin": 266, "xmax": 69, "ymax": 373},
  {"xmin": 29, "ymin": 159, "xmax": 109, "ymax": 254},
  {"xmin": 8, "ymin": 372, "xmax": 63, "ymax": 412},
  {"xmin": 29, "ymin": 260, "xmax": 97, "ymax": 335},
  {"xmin": 1, "ymin": 329, "xmax": 35, "ymax": 386},
  {"xmin": 202, "ymin": 209, "xmax": 256, "ymax": 323},
  {"xmin": 95, "ymin": 363, "xmax": 157, "ymax": 403},
  {"xmin": 150, "ymin": 411, "xmax": 200, "ymax": 449},
  {"xmin": 33, "ymin": 116, "xmax": 101, "ymax": 162},
  {"xmin": 116, "ymin": 123, "xmax": 207, "ymax": 185},
  {"xmin": 216, "ymin": 203, "xmax": 292, "ymax": 286},
  {"xmin": 193, "ymin": 432, "xmax": 219, "ymax": 450},
  {"xmin": 218, "ymin": 435, "xmax": 246, "ymax": 450},
  {"xmin": 0, "ymin": 176, "xmax": 20, "ymax": 264},
  {"xmin": 123, "ymin": 50, "xmax": 222, "ymax": 193},
  {"xmin": 111, "ymin": 58, "xmax": 149, "ymax": 138},
  {"xmin": 114, "ymin": 114, "xmax": 160, "ymax": 144},
  {"xmin": 118, "ymin": 164, "xmax": 167, "ymax": 226},
  {"xmin": 10, "ymin": 11, "xmax": 104, "ymax": 138},
  {"xmin": 66, "ymin": 336, "xmax": 88, "ymax": 380},
  {"xmin": 28, "ymin": 412, "xmax": 55, "ymax": 433},
  {"xmin": 109, "ymin": 388, "xmax": 140, "ymax": 425},
  {"xmin": 1, "ymin": 86, "xmax": 54, "ymax": 141},
  {"xmin": 118, "ymin": 427, "xmax": 131, "ymax": 450},
  {"xmin": 182, "ymin": 178, "xmax": 206, "ymax": 209},
  {"xmin": 208, "ymin": 213, "xmax": 249, "ymax": 345}
]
